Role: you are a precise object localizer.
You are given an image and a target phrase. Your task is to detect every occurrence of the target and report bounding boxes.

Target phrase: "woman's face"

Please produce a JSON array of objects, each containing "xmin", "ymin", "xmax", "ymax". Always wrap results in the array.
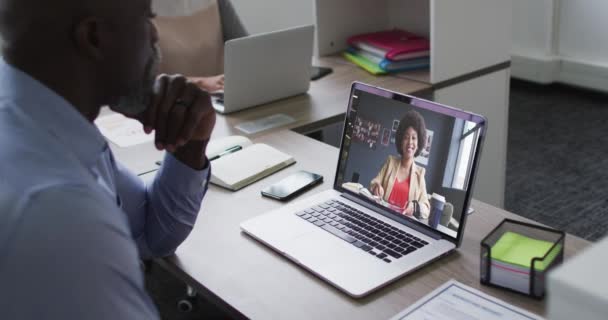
[{"xmin": 401, "ymin": 127, "xmax": 418, "ymax": 159}]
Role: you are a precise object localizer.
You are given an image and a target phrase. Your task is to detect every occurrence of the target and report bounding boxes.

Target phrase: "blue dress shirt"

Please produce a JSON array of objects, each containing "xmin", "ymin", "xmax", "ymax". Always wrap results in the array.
[{"xmin": 0, "ymin": 60, "xmax": 209, "ymax": 319}]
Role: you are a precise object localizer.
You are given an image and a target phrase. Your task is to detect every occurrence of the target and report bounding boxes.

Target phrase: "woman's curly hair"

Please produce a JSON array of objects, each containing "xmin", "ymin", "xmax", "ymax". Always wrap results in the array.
[{"xmin": 395, "ymin": 110, "xmax": 427, "ymax": 157}]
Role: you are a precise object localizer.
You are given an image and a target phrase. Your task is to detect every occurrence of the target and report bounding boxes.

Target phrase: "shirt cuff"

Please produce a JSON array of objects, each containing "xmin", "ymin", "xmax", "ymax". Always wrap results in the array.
[{"xmin": 156, "ymin": 152, "xmax": 210, "ymax": 195}]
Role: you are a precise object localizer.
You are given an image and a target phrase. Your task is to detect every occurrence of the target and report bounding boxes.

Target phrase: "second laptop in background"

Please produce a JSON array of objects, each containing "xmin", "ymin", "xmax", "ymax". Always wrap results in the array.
[{"xmin": 212, "ymin": 25, "xmax": 314, "ymax": 114}]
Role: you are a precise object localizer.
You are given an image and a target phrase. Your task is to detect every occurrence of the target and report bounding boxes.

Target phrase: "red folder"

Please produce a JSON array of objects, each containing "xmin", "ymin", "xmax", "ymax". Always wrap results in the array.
[{"xmin": 347, "ymin": 29, "xmax": 430, "ymax": 61}]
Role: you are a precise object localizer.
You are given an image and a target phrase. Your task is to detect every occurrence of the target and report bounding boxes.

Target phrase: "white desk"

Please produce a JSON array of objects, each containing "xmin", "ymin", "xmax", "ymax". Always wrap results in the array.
[
  {"xmin": 103, "ymin": 51, "xmax": 584, "ymax": 320},
  {"xmin": 154, "ymin": 130, "xmax": 589, "ymax": 320}
]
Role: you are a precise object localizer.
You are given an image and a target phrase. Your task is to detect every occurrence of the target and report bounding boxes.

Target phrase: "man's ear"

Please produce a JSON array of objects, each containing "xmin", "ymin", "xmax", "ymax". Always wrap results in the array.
[{"xmin": 72, "ymin": 17, "xmax": 106, "ymax": 60}]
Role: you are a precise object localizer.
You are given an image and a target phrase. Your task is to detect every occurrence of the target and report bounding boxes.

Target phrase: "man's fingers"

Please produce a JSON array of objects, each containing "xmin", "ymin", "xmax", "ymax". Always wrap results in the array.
[
  {"xmin": 164, "ymin": 104, "xmax": 187, "ymax": 152},
  {"xmin": 178, "ymin": 89, "xmax": 214, "ymax": 145},
  {"xmin": 145, "ymin": 75, "xmax": 217, "ymax": 152},
  {"xmin": 155, "ymin": 74, "xmax": 187, "ymax": 150},
  {"xmin": 178, "ymin": 101, "xmax": 205, "ymax": 147},
  {"xmin": 167, "ymin": 83, "xmax": 200, "ymax": 149},
  {"xmin": 144, "ymin": 74, "xmax": 169, "ymax": 134}
]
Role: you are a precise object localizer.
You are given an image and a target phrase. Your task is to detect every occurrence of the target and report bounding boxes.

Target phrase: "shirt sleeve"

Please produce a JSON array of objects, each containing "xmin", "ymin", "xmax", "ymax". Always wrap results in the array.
[
  {"xmin": 0, "ymin": 185, "xmax": 159, "ymax": 320},
  {"xmin": 115, "ymin": 152, "xmax": 210, "ymax": 259}
]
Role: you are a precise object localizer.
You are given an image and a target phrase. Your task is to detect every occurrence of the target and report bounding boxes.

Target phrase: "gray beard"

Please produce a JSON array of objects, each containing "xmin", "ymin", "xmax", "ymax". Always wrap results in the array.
[{"xmin": 113, "ymin": 45, "xmax": 162, "ymax": 116}]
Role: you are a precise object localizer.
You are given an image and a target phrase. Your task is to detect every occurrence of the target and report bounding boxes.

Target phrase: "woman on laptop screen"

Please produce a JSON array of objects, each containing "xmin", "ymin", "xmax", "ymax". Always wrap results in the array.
[{"xmin": 370, "ymin": 110, "xmax": 430, "ymax": 219}]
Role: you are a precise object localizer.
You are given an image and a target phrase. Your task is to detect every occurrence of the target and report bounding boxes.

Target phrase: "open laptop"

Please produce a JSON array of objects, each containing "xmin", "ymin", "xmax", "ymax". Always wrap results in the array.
[
  {"xmin": 212, "ymin": 25, "xmax": 314, "ymax": 114},
  {"xmin": 241, "ymin": 82, "xmax": 487, "ymax": 297}
]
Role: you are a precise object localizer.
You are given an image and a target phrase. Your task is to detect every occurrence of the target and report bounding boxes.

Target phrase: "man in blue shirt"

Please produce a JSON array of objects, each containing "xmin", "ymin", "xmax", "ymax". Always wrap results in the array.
[{"xmin": 0, "ymin": 0, "xmax": 216, "ymax": 318}]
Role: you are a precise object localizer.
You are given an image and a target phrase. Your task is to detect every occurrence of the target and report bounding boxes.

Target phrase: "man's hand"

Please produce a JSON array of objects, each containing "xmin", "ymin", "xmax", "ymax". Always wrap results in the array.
[
  {"xmin": 190, "ymin": 75, "xmax": 224, "ymax": 92},
  {"xmin": 140, "ymin": 74, "xmax": 216, "ymax": 169},
  {"xmin": 140, "ymin": 74, "xmax": 215, "ymax": 150}
]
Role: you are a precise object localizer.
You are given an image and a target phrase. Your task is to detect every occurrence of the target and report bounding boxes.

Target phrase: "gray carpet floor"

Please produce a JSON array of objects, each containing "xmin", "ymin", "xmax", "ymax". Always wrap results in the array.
[
  {"xmin": 506, "ymin": 80, "xmax": 608, "ymax": 241},
  {"xmin": 146, "ymin": 79, "xmax": 608, "ymax": 319}
]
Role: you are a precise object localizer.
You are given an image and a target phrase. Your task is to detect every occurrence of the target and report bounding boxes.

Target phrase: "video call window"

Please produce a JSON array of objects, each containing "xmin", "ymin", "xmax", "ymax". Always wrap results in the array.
[{"xmin": 337, "ymin": 89, "xmax": 482, "ymax": 238}]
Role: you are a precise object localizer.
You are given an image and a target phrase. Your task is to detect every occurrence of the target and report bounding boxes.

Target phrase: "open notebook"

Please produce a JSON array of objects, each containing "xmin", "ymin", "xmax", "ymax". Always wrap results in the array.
[{"xmin": 207, "ymin": 136, "xmax": 295, "ymax": 191}]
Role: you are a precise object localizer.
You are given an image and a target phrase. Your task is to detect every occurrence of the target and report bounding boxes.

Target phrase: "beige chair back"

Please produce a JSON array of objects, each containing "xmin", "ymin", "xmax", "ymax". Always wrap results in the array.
[{"xmin": 153, "ymin": 0, "xmax": 224, "ymax": 77}]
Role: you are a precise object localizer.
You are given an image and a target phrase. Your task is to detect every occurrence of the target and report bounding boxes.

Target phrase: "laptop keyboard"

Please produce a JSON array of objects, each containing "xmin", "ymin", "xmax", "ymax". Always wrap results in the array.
[{"xmin": 296, "ymin": 200, "xmax": 429, "ymax": 263}]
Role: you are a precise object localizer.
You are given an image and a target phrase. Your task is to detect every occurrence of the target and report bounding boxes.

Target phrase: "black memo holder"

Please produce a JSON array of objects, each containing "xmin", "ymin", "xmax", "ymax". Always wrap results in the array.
[{"xmin": 480, "ymin": 219, "xmax": 565, "ymax": 299}]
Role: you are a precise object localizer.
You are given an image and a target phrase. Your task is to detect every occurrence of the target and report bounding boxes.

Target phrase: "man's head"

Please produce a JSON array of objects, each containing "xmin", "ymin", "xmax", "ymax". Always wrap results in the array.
[{"xmin": 0, "ymin": 0, "xmax": 160, "ymax": 117}]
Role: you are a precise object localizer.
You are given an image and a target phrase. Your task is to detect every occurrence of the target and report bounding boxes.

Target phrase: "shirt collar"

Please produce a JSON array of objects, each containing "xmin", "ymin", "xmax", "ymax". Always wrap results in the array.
[{"xmin": 0, "ymin": 59, "xmax": 107, "ymax": 167}]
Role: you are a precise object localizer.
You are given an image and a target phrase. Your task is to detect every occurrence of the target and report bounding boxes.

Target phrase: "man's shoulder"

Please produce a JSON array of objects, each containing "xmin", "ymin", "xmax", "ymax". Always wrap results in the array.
[{"xmin": 0, "ymin": 108, "xmax": 92, "ymax": 196}]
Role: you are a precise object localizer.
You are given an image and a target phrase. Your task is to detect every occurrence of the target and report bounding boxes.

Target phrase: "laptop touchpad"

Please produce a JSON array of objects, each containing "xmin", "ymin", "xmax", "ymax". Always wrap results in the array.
[
  {"xmin": 284, "ymin": 233, "xmax": 399, "ymax": 295},
  {"xmin": 285, "ymin": 233, "xmax": 394, "ymax": 269}
]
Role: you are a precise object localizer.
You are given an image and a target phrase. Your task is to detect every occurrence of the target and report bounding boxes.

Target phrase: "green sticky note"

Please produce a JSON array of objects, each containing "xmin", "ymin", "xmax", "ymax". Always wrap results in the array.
[
  {"xmin": 343, "ymin": 52, "xmax": 387, "ymax": 75},
  {"xmin": 491, "ymin": 231, "xmax": 561, "ymax": 271}
]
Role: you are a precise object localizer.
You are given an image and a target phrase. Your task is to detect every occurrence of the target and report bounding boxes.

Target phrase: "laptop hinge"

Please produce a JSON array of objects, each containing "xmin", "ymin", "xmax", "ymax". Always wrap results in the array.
[{"xmin": 340, "ymin": 193, "xmax": 442, "ymax": 241}]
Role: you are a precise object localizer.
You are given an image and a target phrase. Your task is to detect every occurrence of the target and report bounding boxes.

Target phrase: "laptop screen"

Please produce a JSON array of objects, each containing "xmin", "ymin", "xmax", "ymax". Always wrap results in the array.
[{"xmin": 334, "ymin": 82, "xmax": 486, "ymax": 241}]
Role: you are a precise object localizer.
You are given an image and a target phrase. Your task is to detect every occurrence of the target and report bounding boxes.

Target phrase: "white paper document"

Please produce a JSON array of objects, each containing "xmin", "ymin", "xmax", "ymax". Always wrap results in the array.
[
  {"xmin": 390, "ymin": 280, "xmax": 544, "ymax": 320},
  {"xmin": 95, "ymin": 113, "xmax": 154, "ymax": 148}
]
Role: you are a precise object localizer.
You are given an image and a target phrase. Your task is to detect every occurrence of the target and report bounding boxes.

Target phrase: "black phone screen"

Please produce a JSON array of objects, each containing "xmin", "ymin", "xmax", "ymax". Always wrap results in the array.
[
  {"xmin": 261, "ymin": 171, "xmax": 323, "ymax": 200},
  {"xmin": 310, "ymin": 66, "xmax": 333, "ymax": 81}
]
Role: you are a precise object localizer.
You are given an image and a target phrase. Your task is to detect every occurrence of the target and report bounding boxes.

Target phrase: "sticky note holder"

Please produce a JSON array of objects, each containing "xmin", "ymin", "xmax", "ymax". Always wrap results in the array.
[{"xmin": 480, "ymin": 219, "xmax": 565, "ymax": 299}]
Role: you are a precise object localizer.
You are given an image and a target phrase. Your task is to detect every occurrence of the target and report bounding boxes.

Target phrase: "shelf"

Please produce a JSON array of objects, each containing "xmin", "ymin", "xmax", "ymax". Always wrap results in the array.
[
  {"xmin": 321, "ymin": 55, "xmax": 431, "ymax": 85},
  {"xmin": 314, "ymin": 0, "xmax": 511, "ymax": 84}
]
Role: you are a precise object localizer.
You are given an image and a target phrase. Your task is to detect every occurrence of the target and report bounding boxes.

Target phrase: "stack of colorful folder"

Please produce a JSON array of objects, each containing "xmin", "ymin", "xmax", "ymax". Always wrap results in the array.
[{"xmin": 344, "ymin": 29, "xmax": 430, "ymax": 75}]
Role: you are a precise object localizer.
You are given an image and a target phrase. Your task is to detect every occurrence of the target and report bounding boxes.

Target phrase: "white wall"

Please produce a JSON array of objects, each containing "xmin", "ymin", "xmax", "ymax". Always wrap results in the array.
[
  {"xmin": 153, "ymin": 0, "xmax": 314, "ymax": 35},
  {"xmin": 511, "ymin": 0, "xmax": 556, "ymax": 57},
  {"xmin": 558, "ymin": 0, "xmax": 608, "ymax": 65},
  {"xmin": 512, "ymin": 0, "xmax": 608, "ymax": 91}
]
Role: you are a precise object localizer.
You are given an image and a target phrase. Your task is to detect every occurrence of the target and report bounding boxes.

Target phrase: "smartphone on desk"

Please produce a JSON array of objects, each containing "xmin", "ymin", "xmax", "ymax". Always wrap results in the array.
[
  {"xmin": 261, "ymin": 170, "xmax": 323, "ymax": 201},
  {"xmin": 310, "ymin": 66, "xmax": 332, "ymax": 81}
]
